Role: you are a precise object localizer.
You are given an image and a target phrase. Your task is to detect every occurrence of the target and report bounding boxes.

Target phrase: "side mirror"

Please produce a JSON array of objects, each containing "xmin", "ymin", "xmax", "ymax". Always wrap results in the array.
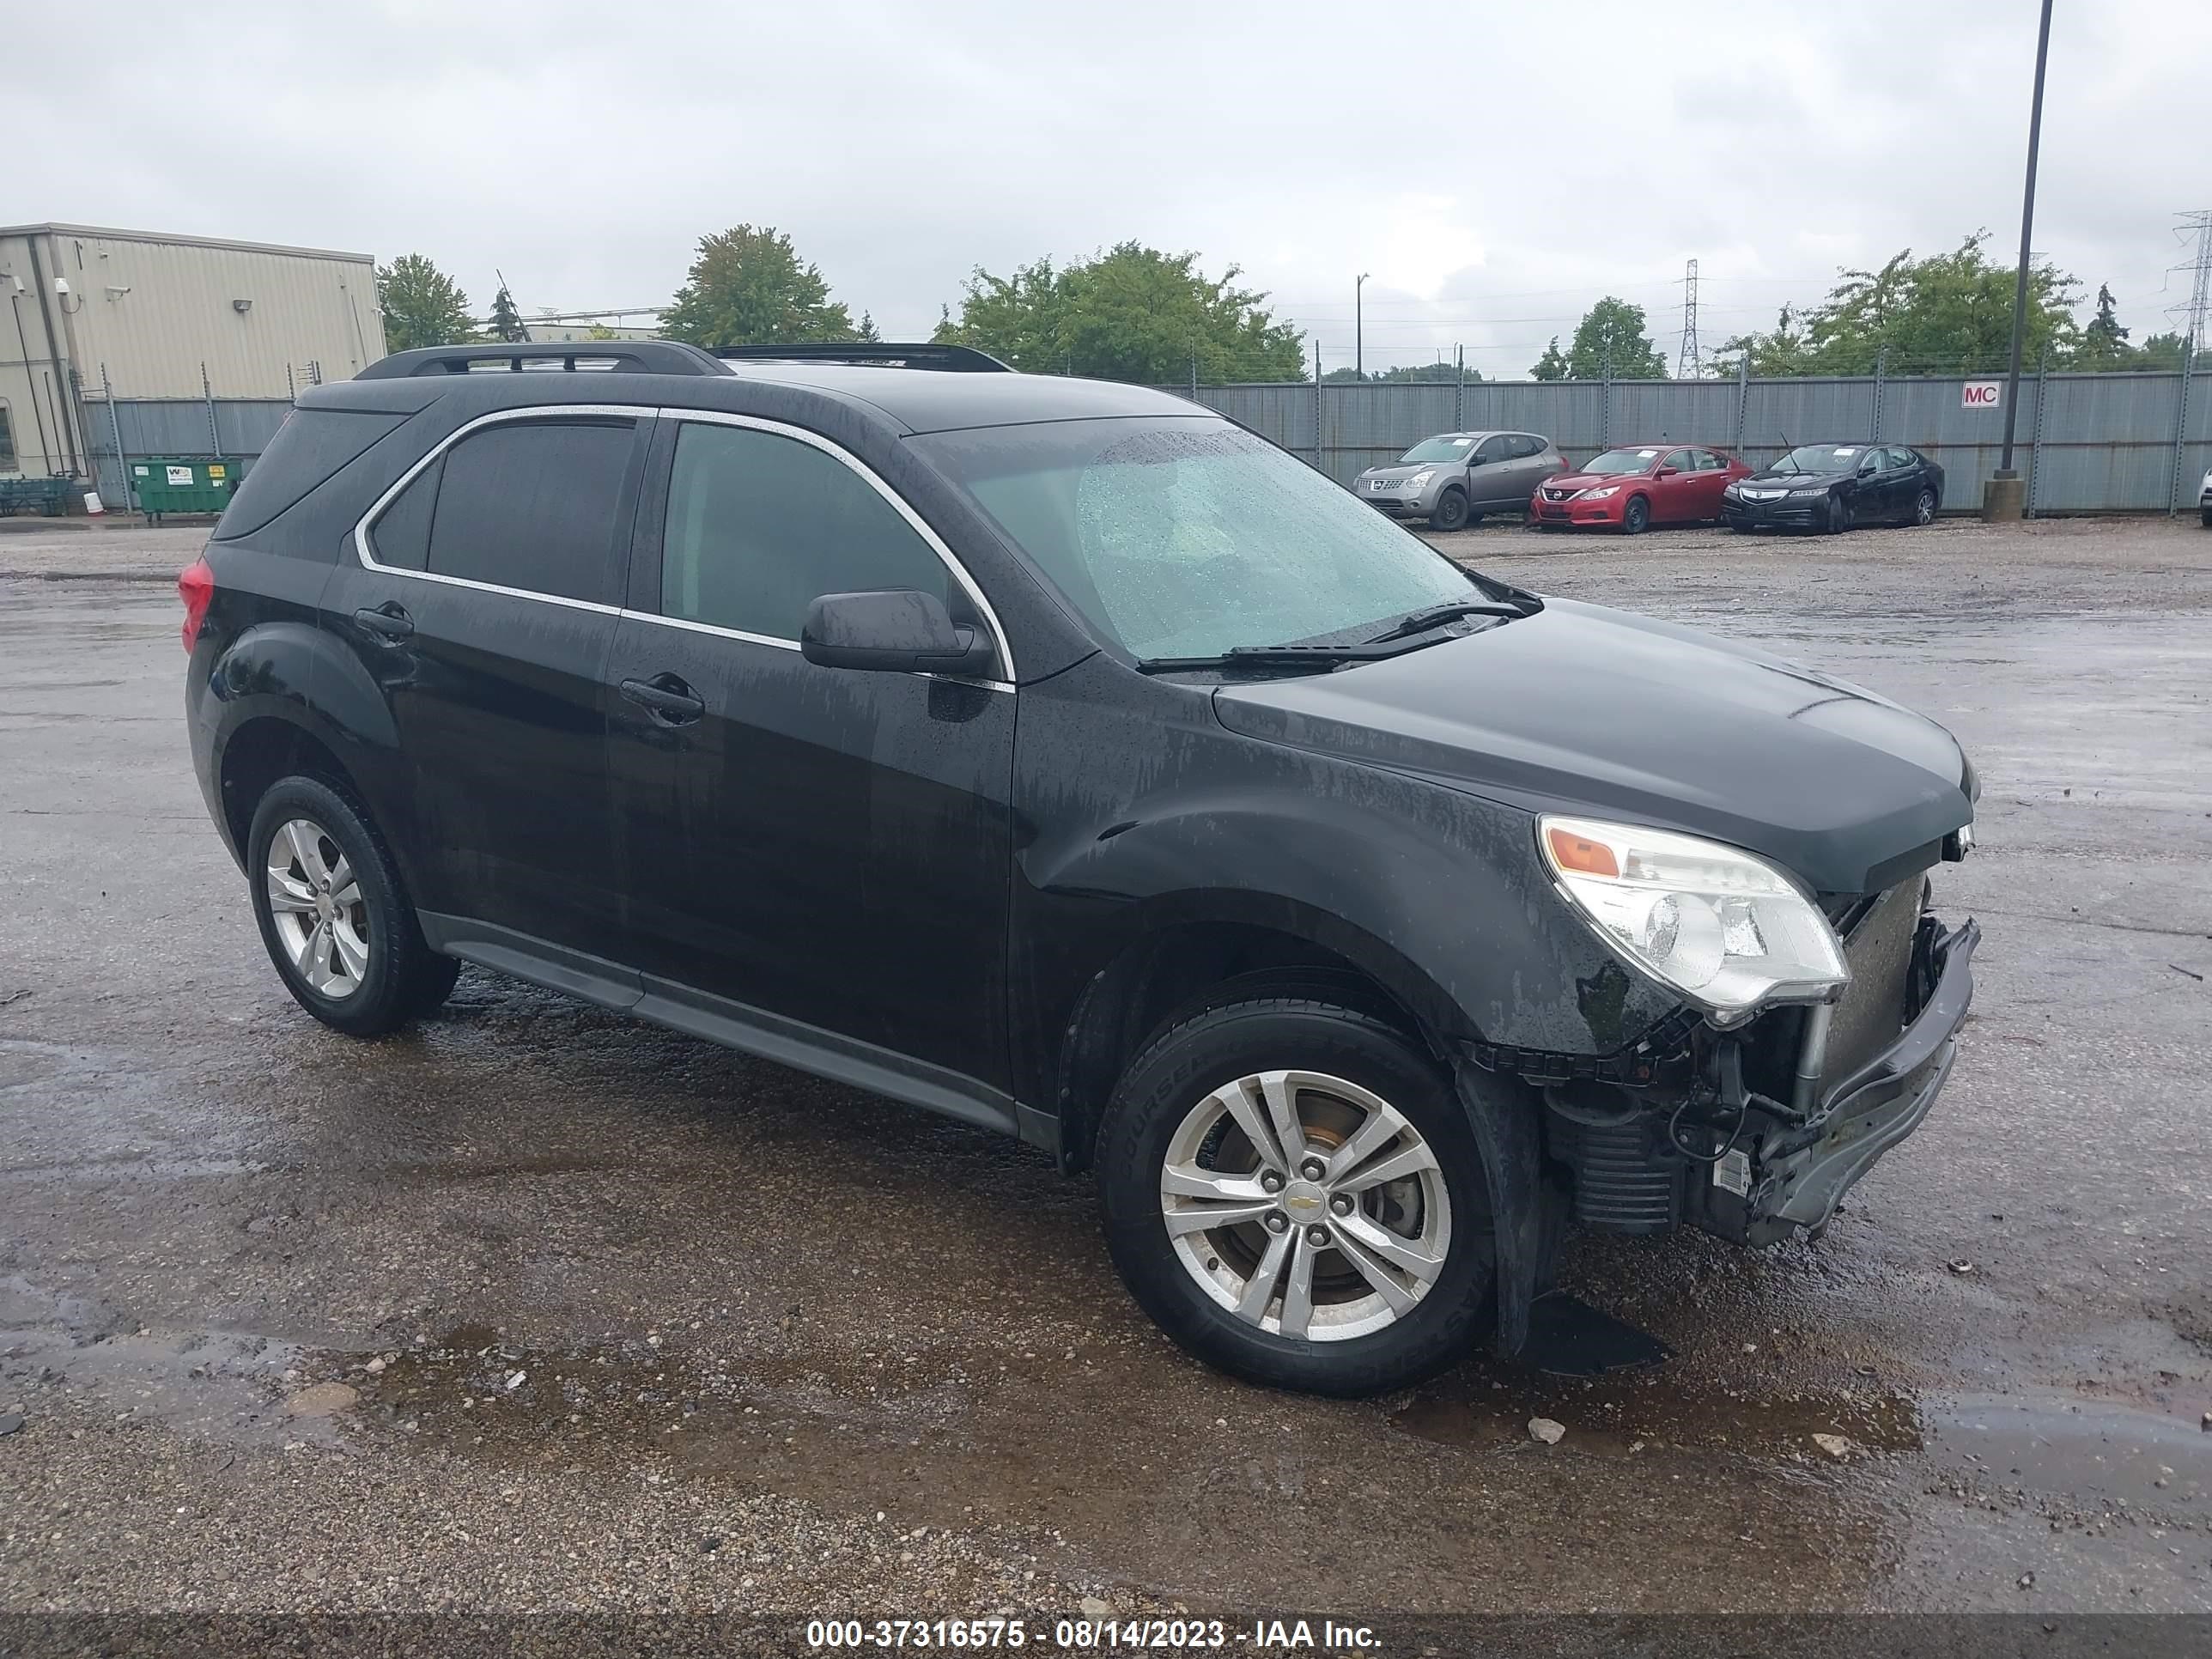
[
  {"xmin": 1654, "ymin": 465, "xmax": 1680, "ymax": 478},
  {"xmin": 800, "ymin": 589, "xmax": 995, "ymax": 678}
]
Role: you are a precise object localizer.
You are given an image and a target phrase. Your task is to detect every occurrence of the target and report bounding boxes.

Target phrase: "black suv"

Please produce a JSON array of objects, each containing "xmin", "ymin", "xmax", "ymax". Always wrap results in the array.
[{"xmin": 183, "ymin": 341, "xmax": 1979, "ymax": 1396}]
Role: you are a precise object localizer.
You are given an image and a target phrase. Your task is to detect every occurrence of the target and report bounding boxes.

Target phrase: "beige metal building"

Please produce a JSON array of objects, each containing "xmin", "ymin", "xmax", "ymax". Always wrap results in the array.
[{"xmin": 1, "ymin": 222, "xmax": 386, "ymax": 482}]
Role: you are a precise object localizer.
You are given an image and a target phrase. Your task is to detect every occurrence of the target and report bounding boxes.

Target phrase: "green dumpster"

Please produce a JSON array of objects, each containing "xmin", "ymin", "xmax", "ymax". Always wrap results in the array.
[{"xmin": 132, "ymin": 455, "xmax": 242, "ymax": 521}]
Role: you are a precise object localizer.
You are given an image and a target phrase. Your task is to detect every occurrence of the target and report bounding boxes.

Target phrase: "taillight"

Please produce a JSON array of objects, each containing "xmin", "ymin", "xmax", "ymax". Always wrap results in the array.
[{"xmin": 178, "ymin": 553, "xmax": 215, "ymax": 653}]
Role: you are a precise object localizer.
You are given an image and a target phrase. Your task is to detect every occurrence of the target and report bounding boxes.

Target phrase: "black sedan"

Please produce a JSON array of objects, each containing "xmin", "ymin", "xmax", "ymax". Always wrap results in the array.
[{"xmin": 1722, "ymin": 443, "xmax": 1944, "ymax": 534}]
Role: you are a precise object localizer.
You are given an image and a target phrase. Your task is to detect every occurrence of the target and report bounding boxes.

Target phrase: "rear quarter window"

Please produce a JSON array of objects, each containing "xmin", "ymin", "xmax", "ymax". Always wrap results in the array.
[{"xmin": 212, "ymin": 408, "xmax": 408, "ymax": 542}]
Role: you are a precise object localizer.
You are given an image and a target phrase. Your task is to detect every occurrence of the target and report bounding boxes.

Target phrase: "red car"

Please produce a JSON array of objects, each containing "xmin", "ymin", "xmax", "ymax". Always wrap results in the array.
[{"xmin": 1529, "ymin": 443, "xmax": 1752, "ymax": 533}]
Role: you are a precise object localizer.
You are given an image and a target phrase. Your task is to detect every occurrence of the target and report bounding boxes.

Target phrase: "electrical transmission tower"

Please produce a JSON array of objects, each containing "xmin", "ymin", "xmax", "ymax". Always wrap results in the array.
[
  {"xmin": 1677, "ymin": 258, "xmax": 1701, "ymax": 377},
  {"xmin": 2172, "ymin": 210, "xmax": 2212, "ymax": 354}
]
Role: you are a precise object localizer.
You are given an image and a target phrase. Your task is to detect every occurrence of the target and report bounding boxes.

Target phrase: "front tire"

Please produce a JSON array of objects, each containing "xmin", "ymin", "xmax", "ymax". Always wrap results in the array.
[
  {"xmin": 1428, "ymin": 488, "xmax": 1469, "ymax": 532},
  {"xmin": 1622, "ymin": 495, "xmax": 1650, "ymax": 535},
  {"xmin": 1097, "ymin": 996, "xmax": 1495, "ymax": 1396},
  {"xmin": 247, "ymin": 776, "xmax": 454, "ymax": 1037},
  {"xmin": 1823, "ymin": 493, "xmax": 1850, "ymax": 535}
]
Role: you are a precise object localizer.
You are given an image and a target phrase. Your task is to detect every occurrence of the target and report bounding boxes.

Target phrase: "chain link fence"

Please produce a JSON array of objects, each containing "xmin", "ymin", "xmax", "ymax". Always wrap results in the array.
[{"xmin": 66, "ymin": 362, "xmax": 325, "ymax": 517}]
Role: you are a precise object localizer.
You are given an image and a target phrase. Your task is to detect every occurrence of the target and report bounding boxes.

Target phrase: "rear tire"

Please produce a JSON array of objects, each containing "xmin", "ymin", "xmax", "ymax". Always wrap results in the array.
[
  {"xmin": 1428, "ymin": 488, "xmax": 1469, "ymax": 532},
  {"xmin": 2203, "ymin": 507, "xmax": 2212, "ymax": 528},
  {"xmin": 1914, "ymin": 487, "xmax": 1938, "ymax": 526},
  {"xmin": 246, "ymin": 776, "xmax": 453, "ymax": 1037},
  {"xmin": 1097, "ymin": 996, "xmax": 1496, "ymax": 1396},
  {"xmin": 1622, "ymin": 495, "xmax": 1650, "ymax": 535}
]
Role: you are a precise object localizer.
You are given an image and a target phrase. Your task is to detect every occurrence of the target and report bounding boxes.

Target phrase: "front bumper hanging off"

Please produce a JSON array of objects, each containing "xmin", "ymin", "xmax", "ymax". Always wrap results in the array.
[{"xmin": 1696, "ymin": 913, "xmax": 1978, "ymax": 1244}]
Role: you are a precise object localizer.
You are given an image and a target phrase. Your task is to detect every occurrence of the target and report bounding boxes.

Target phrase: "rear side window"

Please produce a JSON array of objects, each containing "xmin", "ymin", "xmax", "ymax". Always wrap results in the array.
[
  {"xmin": 215, "ymin": 408, "xmax": 407, "ymax": 541},
  {"xmin": 659, "ymin": 421, "xmax": 948, "ymax": 640},
  {"xmin": 1505, "ymin": 434, "xmax": 1545, "ymax": 459},
  {"xmin": 422, "ymin": 420, "xmax": 635, "ymax": 604},
  {"xmin": 367, "ymin": 455, "xmax": 441, "ymax": 570}
]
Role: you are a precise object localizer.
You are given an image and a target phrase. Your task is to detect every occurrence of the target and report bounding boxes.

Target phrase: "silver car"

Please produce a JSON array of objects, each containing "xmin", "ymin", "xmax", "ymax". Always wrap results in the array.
[{"xmin": 1352, "ymin": 430, "xmax": 1568, "ymax": 531}]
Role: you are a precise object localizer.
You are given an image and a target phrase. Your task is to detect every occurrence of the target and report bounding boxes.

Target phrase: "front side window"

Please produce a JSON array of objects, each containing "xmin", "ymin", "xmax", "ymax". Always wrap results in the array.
[
  {"xmin": 421, "ymin": 420, "xmax": 635, "ymax": 603},
  {"xmin": 912, "ymin": 418, "xmax": 1480, "ymax": 663},
  {"xmin": 659, "ymin": 421, "xmax": 949, "ymax": 641},
  {"xmin": 1662, "ymin": 449, "xmax": 1693, "ymax": 472},
  {"xmin": 0, "ymin": 402, "xmax": 15, "ymax": 472},
  {"xmin": 1472, "ymin": 435, "xmax": 1509, "ymax": 465}
]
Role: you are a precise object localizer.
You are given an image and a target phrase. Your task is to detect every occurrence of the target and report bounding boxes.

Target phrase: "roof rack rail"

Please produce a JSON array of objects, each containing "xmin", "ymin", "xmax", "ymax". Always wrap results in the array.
[
  {"xmin": 710, "ymin": 342, "xmax": 1013, "ymax": 373},
  {"xmin": 356, "ymin": 341, "xmax": 726, "ymax": 380}
]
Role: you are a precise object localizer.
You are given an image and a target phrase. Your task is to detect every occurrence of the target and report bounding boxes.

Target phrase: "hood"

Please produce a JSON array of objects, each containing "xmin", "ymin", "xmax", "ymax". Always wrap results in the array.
[
  {"xmin": 1742, "ymin": 466, "xmax": 1850, "ymax": 487},
  {"xmin": 1357, "ymin": 464, "xmax": 1443, "ymax": 483},
  {"xmin": 1541, "ymin": 471, "xmax": 1648, "ymax": 494},
  {"xmin": 1211, "ymin": 597, "xmax": 1971, "ymax": 896}
]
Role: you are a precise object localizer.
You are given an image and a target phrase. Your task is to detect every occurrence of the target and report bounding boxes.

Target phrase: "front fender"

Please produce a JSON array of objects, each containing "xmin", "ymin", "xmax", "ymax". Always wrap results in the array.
[{"xmin": 1009, "ymin": 655, "xmax": 1681, "ymax": 1111}]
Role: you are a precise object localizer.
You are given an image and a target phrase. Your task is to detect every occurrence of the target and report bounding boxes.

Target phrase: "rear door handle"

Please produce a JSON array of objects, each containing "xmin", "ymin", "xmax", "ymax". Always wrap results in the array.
[
  {"xmin": 619, "ymin": 674, "xmax": 705, "ymax": 726},
  {"xmin": 353, "ymin": 603, "xmax": 413, "ymax": 641}
]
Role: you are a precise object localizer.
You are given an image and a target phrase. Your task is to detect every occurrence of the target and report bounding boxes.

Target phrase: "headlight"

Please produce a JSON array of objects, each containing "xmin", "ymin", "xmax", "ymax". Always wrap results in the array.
[
  {"xmin": 1789, "ymin": 486, "xmax": 1830, "ymax": 498},
  {"xmin": 1407, "ymin": 470, "xmax": 1435, "ymax": 489},
  {"xmin": 1538, "ymin": 815, "xmax": 1849, "ymax": 1018},
  {"xmin": 1583, "ymin": 484, "xmax": 1620, "ymax": 500}
]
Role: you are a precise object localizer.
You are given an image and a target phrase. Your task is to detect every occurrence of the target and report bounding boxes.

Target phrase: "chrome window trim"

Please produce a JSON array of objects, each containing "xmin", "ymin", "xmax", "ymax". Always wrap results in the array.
[
  {"xmin": 349, "ymin": 402, "xmax": 1016, "ymax": 691},
  {"xmin": 652, "ymin": 407, "xmax": 1016, "ymax": 686},
  {"xmin": 350, "ymin": 403, "xmax": 641, "ymax": 618}
]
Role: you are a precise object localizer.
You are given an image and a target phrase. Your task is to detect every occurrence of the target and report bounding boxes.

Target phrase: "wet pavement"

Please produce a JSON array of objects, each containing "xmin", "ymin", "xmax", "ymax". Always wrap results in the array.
[{"xmin": 2, "ymin": 516, "xmax": 2209, "ymax": 1622}]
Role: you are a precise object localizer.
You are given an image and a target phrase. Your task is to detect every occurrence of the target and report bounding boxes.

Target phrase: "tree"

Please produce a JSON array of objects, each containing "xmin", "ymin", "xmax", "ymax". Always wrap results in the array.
[
  {"xmin": 855, "ymin": 311, "xmax": 881, "ymax": 343},
  {"xmin": 1529, "ymin": 337, "xmax": 1569, "ymax": 381},
  {"xmin": 376, "ymin": 253, "xmax": 476, "ymax": 353},
  {"xmin": 1322, "ymin": 361, "xmax": 1477, "ymax": 384},
  {"xmin": 487, "ymin": 282, "xmax": 526, "ymax": 343},
  {"xmin": 659, "ymin": 225, "xmax": 856, "ymax": 345},
  {"xmin": 1563, "ymin": 297, "xmax": 1669, "ymax": 380},
  {"xmin": 2070, "ymin": 283, "xmax": 2131, "ymax": 368},
  {"xmin": 2135, "ymin": 331, "xmax": 2190, "ymax": 370},
  {"xmin": 933, "ymin": 242, "xmax": 1305, "ymax": 382},
  {"xmin": 1713, "ymin": 233, "xmax": 2081, "ymax": 375}
]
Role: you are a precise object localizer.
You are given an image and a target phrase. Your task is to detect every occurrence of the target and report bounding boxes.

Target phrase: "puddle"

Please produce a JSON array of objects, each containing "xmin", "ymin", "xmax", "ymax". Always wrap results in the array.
[
  {"xmin": 1922, "ymin": 1394, "xmax": 2212, "ymax": 1510},
  {"xmin": 1392, "ymin": 1366, "xmax": 1923, "ymax": 1461}
]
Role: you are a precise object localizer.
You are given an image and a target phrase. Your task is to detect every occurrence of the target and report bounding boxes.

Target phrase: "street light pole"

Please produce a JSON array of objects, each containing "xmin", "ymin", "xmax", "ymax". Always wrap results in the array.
[
  {"xmin": 1356, "ymin": 273, "xmax": 1370, "ymax": 380},
  {"xmin": 1988, "ymin": 0, "xmax": 2055, "ymax": 519}
]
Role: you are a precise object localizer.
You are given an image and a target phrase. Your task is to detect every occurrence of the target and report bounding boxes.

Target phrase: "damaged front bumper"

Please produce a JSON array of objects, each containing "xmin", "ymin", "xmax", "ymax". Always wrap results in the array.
[
  {"xmin": 1693, "ymin": 914, "xmax": 1978, "ymax": 1244},
  {"xmin": 1517, "ymin": 884, "xmax": 1978, "ymax": 1249}
]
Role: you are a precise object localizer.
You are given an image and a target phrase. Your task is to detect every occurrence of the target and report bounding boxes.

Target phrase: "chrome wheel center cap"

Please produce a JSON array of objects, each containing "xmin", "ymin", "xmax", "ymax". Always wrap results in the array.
[
  {"xmin": 1281, "ymin": 1179, "xmax": 1328, "ymax": 1218},
  {"xmin": 316, "ymin": 895, "xmax": 335, "ymax": 923}
]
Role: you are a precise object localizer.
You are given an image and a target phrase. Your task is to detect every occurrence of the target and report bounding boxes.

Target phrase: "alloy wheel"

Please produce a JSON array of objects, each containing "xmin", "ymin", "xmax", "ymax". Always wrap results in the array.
[
  {"xmin": 1915, "ymin": 489, "xmax": 1936, "ymax": 526},
  {"xmin": 264, "ymin": 817, "xmax": 370, "ymax": 1000},
  {"xmin": 1158, "ymin": 1069, "xmax": 1451, "ymax": 1342}
]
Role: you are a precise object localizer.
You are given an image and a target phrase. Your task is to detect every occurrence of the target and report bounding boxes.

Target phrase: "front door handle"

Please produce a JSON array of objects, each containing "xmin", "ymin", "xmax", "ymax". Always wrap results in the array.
[
  {"xmin": 619, "ymin": 673, "xmax": 705, "ymax": 726},
  {"xmin": 353, "ymin": 603, "xmax": 413, "ymax": 642}
]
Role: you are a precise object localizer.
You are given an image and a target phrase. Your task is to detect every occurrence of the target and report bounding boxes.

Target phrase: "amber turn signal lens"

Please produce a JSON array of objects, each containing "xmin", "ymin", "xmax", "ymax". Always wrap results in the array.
[{"xmin": 1547, "ymin": 825, "xmax": 1620, "ymax": 878}]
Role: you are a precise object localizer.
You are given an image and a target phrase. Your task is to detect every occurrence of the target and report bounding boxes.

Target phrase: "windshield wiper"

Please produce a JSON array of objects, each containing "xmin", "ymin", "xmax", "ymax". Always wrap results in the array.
[
  {"xmin": 1136, "ymin": 640, "xmax": 1442, "ymax": 673},
  {"xmin": 1363, "ymin": 595, "xmax": 1540, "ymax": 644}
]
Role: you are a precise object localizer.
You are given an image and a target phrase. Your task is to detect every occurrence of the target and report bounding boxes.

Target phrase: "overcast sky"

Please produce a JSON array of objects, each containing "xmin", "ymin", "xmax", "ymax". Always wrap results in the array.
[{"xmin": 17, "ymin": 0, "xmax": 2211, "ymax": 376}]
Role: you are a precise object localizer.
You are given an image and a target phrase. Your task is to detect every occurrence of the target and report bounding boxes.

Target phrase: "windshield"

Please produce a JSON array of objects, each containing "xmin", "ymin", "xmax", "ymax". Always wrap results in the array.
[
  {"xmin": 1579, "ymin": 447, "xmax": 1662, "ymax": 476},
  {"xmin": 1398, "ymin": 434, "xmax": 1477, "ymax": 464},
  {"xmin": 911, "ymin": 418, "xmax": 1480, "ymax": 662},
  {"xmin": 1776, "ymin": 444, "xmax": 1869, "ymax": 473}
]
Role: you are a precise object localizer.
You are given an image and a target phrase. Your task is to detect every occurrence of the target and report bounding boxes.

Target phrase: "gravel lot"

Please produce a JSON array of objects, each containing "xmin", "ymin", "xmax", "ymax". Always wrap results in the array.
[{"xmin": 2, "ymin": 513, "xmax": 2209, "ymax": 1642}]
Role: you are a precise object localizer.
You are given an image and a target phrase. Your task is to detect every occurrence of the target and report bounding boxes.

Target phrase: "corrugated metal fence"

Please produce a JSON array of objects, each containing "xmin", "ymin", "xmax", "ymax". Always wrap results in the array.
[
  {"xmin": 67, "ymin": 366, "xmax": 2211, "ymax": 518},
  {"xmin": 1168, "ymin": 367, "xmax": 2211, "ymax": 514}
]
